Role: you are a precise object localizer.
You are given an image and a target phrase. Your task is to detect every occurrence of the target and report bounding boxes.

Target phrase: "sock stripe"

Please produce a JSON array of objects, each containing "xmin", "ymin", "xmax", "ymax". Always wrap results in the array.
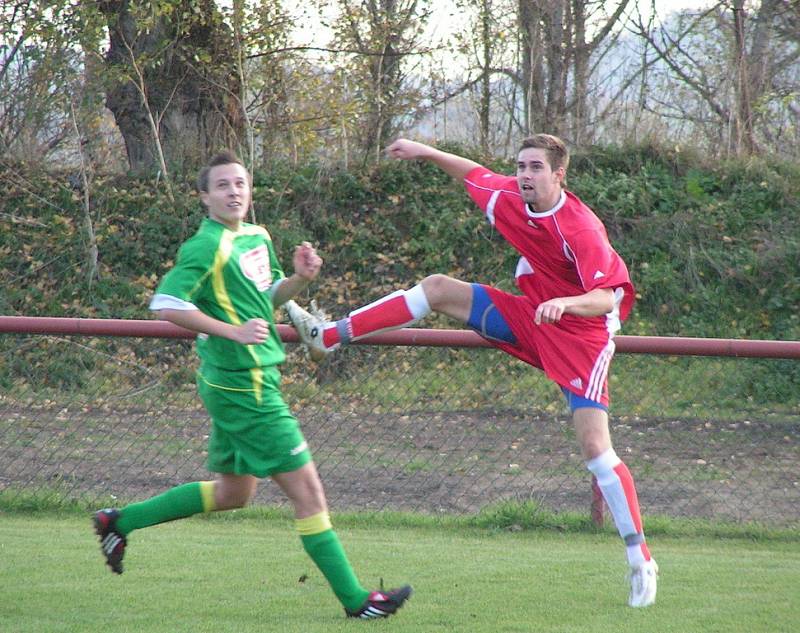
[
  {"xmin": 337, "ymin": 319, "xmax": 351, "ymax": 345},
  {"xmin": 405, "ymin": 284, "xmax": 431, "ymax": 319},
  {"xmin": 613, "ymin": 461, "xmax": 644, "ymax": 534},
  {"xmin": 199, "ymin": 480, "xmax": 216, "ymax": 513},
  {"xmin": 296, "ymin": 511, "xmax": 333, "ymax": 536}
]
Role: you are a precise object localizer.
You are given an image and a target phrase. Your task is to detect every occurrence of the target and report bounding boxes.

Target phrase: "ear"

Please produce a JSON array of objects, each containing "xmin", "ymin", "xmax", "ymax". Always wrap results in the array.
[
  {"xmin": 554, "ymin": 166, "xmax": 566, "ymax": 184},
  {"xmin": 199, "ymin": 191, "xmax": 210, "ymax": 208}
]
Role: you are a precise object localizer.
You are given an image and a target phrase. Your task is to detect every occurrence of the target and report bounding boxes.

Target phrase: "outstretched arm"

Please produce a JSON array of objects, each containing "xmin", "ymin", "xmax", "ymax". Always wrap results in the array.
[{"xmin": 386, "ymin": 138, "xmax": 481, "ymax": 180}]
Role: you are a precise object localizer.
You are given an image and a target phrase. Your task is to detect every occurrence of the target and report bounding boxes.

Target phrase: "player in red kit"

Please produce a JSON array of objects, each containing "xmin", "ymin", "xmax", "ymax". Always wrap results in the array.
[{"xmin": 288, "ymin": 135, "xmax": 658, "ymax": 607}]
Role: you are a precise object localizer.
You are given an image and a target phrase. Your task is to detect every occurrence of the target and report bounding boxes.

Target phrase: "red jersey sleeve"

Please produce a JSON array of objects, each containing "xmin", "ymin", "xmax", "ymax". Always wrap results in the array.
[
  {"xmin": 463, "ymin": 166, "xmax": 520, "ymax": 224},
  {"xmin": 571, "ymin": 229, "xmax": 635, "ymax": 320}
]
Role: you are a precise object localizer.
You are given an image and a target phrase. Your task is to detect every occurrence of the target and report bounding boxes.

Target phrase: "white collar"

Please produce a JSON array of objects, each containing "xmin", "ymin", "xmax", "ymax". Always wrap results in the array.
[{"xmin": 525, "ymin": 190, "xmax": 566, "ymax": 218}]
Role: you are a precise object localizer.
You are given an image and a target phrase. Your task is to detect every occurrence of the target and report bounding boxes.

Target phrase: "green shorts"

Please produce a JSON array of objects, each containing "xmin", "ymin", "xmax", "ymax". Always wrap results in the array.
[{"xmin": 196, "ymin": 363, "xmax": 312, "ymax": 478}]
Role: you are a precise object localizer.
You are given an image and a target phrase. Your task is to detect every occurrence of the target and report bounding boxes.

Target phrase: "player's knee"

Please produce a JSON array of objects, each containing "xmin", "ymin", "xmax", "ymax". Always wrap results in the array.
[
  {"xmin": 216, "ymin": 486, "xmax": 253, "ymax": 510},
  {"xmin": 304, "ymin": 476, "xmax": 326, "ymax": 507},
  {"xmin": 581, "ymin": 437, "xmax": 612, "ymax": 461},
  {"xmin": 296, "ymin": 476, "xmax": 327, "ymax": 515},
  {"xmin": 420, "ymin": 274, "xmax": 455, "ymax": 309}
]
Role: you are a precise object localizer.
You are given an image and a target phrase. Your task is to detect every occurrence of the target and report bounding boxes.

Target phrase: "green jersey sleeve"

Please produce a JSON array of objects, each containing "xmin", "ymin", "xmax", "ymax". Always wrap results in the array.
[{"xmin": 155, "ymin": 234, "xmax": 216, "ymax": 304}]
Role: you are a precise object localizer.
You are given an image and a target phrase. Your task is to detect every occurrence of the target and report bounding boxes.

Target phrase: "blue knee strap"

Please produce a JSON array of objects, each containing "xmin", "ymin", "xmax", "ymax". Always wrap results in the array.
[{"xmin": 467, "ymin": 284, "xmax": 517, "ymax": 344}]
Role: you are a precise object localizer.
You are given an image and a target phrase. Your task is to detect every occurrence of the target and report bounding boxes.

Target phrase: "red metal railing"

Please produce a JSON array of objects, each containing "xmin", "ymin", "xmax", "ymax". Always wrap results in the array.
[{"xmin": 1, "ymin": 316, "xmax": 799, "ymax": 359}]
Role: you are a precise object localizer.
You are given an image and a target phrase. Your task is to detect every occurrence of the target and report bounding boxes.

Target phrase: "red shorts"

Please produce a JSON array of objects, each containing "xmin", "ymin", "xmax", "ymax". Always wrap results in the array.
[{"xmin": 480, "ymin": 285, "xmax": 615, "ymax": 407}]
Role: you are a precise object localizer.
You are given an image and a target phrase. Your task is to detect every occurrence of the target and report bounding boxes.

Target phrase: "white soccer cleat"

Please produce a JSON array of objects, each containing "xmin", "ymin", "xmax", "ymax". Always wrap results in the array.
[
  {"xmin": 628, "ymin": 558, "xmax": 658, "ymax": 607},
  {"xmin": 284, "ymin": 299, "xmax": 335, "ymax": 360}
]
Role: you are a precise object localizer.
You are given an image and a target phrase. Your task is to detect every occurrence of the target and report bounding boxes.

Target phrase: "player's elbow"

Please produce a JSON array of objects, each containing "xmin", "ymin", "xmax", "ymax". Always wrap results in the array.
[
  {"xmin": 594, "ymin": 289, "xmax": 615, "ymax": 315},
  {"xmin": 156, "ymin": 308, "xmax": 182, "ymax": 324}
]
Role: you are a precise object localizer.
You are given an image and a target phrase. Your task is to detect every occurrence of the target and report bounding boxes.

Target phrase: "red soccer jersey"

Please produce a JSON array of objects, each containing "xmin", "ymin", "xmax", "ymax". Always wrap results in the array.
[
  {"xmin": 464, "ymin": 166, "xmax": 634, "ymax": 332},
  {"xmin": 463, "ymin": 166, "xmax": 636, "ymax": 405}
]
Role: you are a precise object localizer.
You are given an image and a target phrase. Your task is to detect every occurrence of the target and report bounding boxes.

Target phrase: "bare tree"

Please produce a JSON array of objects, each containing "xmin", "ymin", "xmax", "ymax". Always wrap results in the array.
[
  {"xmin": 332, "ymin": 0, "xmax": 433, "ymax": 160},
  {"xmin": 93, "ymin": 0, "xmax": 244, "ymax": 173},
  {"xmin": 68, "ymin": 100, "xmax": 99, "ymax": 285},
  {"xmin": 628, "ymin": 0, "xmax": 800, "ymax": 156},
  {"xmin": 0, "ymin": 0, "xmax": 79, "ymax": 160},
  {"xmin": 451, "ymin": 0, "xmax": 514, "ymax": 155},
  {"xmin": 513, "ymin": 1, "xmax": 630, "ymax": 139}
]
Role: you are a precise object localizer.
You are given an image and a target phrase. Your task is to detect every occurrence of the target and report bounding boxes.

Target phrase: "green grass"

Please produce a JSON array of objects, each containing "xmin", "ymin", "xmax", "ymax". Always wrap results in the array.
[{"xmin": 1, "ymin": 510, "xmax": 798, "ymax": 633}]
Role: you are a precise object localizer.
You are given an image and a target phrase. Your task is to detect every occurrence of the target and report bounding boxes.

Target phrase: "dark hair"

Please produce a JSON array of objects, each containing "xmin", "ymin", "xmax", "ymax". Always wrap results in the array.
[
  {"xmin": 196, "ymin": 150, "xmax": 245, "ymax": 193},
  {"xmin": 518, "ymin": 134, "xmax": 569, "ymax": 172}
]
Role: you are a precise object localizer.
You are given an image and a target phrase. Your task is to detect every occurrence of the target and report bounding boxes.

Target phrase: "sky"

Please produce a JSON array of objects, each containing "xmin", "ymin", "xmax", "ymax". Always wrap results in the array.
[
  {"xmin": 291, "ymin": 0, "xmax": 717, "ymax": 76},
  {"xmin": 423, "ymin": 0, "xmax": 717, "ymax": 42}
]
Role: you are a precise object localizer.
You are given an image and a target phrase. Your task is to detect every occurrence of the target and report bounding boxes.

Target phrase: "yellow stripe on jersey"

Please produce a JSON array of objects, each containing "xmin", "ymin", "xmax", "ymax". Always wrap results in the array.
[
  {"xmin": 187, "ymin": 269, "xmax": 213, "ymax": 301},
  {"xmin": 210, "ymin": 229, "xmax": 267, "ymax": 402},
  {"xmin": 295, "ymin": 511, "xmax": 333, "ymax": 536},
  {"xmin": 212, "ymin": 231, "xmax": 240, "ymax": 325}
]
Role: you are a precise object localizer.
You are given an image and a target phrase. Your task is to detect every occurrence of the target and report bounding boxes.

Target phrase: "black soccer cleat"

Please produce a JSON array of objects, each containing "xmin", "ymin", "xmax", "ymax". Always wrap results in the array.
[
  {"xmin": 345, "ymin": 585, "xmax": 413, "ymax": 619},
  {"xmin": 93, "ymin": 508, "xmax": 127, "ymax": 574}
]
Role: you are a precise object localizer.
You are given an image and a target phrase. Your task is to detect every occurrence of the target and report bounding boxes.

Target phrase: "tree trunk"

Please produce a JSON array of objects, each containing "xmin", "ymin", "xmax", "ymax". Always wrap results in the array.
[
  {"xmin": 358, "ymin": 0, "xmax": 418, "ymax": 158},
  {"xmin": 479, "ymin": 0, "xmax": 492, "ymax": 155},
  {"xmin": 544, "ymin": 1, "xmax": 567, "ymax": 137},
  {"xmin": 100, "ymin": 0, "xmax": 244, "ymax": 173},
  {"xmin": 732, "ymin": 0, "xmax": 757, "ymax": 154},
  {"xmin": 571, "ymin": 0, "xmax": 589, "ymax": 143},
  {"xmin": 518, "ymin": 0, "xmax": 546, "ymax": 134}
]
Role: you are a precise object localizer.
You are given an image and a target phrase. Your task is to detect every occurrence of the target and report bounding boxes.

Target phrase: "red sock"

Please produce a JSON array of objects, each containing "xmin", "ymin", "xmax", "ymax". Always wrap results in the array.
[
  {"xmin": 588, "ymin": 449, "xmax": 651, "ymax": 566},
  {"xmin": 323, "ymin": 292, "xmax": 418, "ymax": 348},
  {"xmin": 350, "ymin": 294, "xmax": 415, "ymax": 338},
  {"xmin": 322, "ymin": 325, "xmax": 340, "ymax": 348}
]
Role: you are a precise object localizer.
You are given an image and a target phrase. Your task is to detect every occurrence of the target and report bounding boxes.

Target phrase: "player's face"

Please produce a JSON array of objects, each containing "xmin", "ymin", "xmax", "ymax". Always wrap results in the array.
[
  {"xmin": 516, "ymin": 147, "xmax": 565, "ymax": 211},
  {"xmin": 201, "ymin": 163, "xmax": 251, "ymax": 230}
]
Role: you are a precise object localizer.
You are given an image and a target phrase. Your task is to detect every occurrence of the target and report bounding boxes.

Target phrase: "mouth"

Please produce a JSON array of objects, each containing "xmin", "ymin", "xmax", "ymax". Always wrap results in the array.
[{"xmin": 521, "ymin": 184, "xmax": 534, "ymax": 192}]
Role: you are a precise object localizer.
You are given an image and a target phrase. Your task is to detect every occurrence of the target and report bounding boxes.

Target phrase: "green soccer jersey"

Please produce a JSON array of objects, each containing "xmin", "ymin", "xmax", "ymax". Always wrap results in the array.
[{"xmin": 154, "ymin": 217, "xmax": 286, "ymax": 371}]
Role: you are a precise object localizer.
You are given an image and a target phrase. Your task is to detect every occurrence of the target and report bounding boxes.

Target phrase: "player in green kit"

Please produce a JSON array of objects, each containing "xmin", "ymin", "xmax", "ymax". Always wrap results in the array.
[{"xmin": 92, "ymin": 151, "xmax": 411, "ymax": 620}]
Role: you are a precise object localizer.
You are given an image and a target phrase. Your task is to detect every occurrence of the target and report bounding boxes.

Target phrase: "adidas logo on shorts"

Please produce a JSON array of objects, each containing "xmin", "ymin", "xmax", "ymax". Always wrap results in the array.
[{"xmin": 290, "ymin": 441, "xmax": 308, "ymax": 456}]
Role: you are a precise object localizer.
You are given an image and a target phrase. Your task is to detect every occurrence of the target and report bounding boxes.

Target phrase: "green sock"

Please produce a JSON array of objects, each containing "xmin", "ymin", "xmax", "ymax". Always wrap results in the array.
[
  {"xmin": 116, "ymin": 481, "xmax": 215, "ymax": 536},
  {"xmin": 298, "ymin": 512, "xmax": 370, "ymax": 612}
]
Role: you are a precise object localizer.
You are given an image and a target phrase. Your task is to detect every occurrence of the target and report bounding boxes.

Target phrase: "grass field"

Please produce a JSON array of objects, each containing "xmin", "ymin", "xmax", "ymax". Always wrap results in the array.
[{"xmin": 1, "ymin": 510, "xmax": 798, "ymax": 633}]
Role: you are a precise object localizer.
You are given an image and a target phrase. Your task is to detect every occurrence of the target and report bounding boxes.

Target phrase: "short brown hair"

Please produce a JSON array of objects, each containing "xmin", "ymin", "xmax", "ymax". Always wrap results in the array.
[
  {"xmin": 197, "ymin": 150, "xmax": 245, "ymax": 192},
  {"xmin": 518, "ymin": 134, "xmax": 569, "ymax": 172}
]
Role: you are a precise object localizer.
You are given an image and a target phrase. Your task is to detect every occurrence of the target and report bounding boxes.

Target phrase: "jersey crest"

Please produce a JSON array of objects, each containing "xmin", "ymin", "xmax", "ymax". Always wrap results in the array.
[{"xmin": 239, "ymin": 244, "xmax": 272, "ymax": 291}]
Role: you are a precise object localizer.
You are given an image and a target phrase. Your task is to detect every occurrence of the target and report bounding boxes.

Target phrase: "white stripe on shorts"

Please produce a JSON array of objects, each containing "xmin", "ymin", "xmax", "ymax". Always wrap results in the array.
[{"xmin": 586, "ymin": 340, "xmax": 615, "ymax": 402}]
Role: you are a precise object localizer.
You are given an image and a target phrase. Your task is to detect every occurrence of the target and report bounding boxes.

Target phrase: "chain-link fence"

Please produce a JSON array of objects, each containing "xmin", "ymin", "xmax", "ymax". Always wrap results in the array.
[{"xmin": 1, "ymin": 326, "xmax": 798, "ymax": 527}]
